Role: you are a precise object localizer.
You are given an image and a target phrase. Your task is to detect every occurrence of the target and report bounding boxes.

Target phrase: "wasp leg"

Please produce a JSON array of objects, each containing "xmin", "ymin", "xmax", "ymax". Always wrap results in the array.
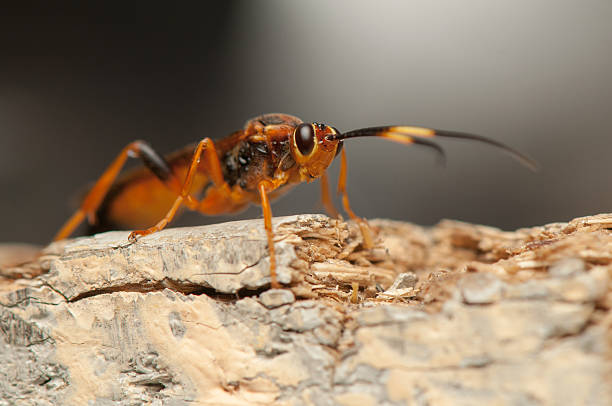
[
  {"xmin": 320, "ymin": 171, "xmax": 340, "ymax": 218},
  {"xmin": 127, "ymin": 138, "xmax": 224, "ymax": 241},
  {"xmin": 54, "ymin": 140, "xmax": 188, "ymax": 241},
  {"xmin": 258, "ymin": 181, "xmax": 281, "ymax": 289},
  {"xmin": 180, "ymin": 156, "xmax": 280, "ymax": 288},
  {"xmin": 338, "ymin": 148, "xmax": 374, "ymax": 249}
]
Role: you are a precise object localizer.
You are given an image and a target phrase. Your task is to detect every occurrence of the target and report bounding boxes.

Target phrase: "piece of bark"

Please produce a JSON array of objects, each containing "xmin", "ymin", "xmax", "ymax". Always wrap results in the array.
[{"xmin": 1, "ymin": 214, "xmax": 611, "ymax": 405}]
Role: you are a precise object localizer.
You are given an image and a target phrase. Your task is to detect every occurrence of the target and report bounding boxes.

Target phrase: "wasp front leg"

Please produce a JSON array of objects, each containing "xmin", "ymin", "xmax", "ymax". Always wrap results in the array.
[
  {"xmin": 337, "ymin": 148, "xmax": 374, "ymax": 249},
  {"xmin": 319, "ymin": 171, "xmax": 340, "ymax": 218}
]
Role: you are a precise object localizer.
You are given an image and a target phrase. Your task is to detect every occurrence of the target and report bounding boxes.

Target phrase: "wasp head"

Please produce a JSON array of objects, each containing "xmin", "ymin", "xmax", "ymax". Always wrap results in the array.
[{"xmin": 290, "ymin": 122, "xmax": 343, "ymax": 181}]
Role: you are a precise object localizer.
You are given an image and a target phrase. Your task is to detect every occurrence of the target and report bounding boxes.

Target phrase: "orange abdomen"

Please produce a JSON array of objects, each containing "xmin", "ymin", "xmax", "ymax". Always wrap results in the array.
[{"xmin": 93, "ymin": 164, "xmax": 209, "ymax": 232}]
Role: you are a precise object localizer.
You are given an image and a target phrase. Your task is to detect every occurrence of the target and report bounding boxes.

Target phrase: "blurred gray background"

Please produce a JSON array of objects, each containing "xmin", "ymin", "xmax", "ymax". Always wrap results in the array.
[{"xmin": 1, "ymin": 1, "xmax": 611, "ymax": 243}]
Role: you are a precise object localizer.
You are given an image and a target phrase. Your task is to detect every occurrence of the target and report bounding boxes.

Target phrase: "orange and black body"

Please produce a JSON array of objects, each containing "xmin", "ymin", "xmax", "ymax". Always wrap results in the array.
[{"xmin": 55, "ymin": 113, "xmax": 536, "ymax": 288}]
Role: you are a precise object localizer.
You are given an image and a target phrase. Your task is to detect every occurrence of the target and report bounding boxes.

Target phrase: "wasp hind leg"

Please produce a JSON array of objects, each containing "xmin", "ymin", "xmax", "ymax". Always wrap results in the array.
[{"xmin": 54, "ymin": 140, "xmax": 185, "ymax": 241}]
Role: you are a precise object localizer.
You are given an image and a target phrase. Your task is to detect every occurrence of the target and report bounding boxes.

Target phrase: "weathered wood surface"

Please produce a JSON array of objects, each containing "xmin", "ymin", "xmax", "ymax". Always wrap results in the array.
[{"xmin": 1, "ymin": 214, "xmax": 611, "ymax": 405}]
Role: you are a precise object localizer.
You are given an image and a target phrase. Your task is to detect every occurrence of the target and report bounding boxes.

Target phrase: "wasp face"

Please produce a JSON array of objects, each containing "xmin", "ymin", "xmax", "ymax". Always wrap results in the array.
[{"xmin": 290, "ymin": 122, "xmax": 343, "ymax": 181}]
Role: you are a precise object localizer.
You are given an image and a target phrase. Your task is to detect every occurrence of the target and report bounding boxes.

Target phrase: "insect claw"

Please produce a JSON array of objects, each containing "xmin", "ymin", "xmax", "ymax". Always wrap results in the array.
[{"xmin": 128, "ymin": 231, "xmax": 141, "ymax": 243}]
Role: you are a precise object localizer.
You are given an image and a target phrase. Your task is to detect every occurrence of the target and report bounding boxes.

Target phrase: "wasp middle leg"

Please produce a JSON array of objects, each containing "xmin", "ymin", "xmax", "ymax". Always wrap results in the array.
[
  {"xmin": 128, "ymin": 138, "xmax": 283, "ymax": 288},
  {"xmin": 258, "ymin": 181, "xmax": 281, "ymax": 289},
  {"xmin": 127, "ymin": 138, "xmax": 225, "ymax": 240}
]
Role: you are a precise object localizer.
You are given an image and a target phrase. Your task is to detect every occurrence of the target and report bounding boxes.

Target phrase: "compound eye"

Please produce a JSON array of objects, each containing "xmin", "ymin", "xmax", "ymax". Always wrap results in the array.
[{"xmin": 295, "ymin": 123, "xmax": 315, "ymax": 156}]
